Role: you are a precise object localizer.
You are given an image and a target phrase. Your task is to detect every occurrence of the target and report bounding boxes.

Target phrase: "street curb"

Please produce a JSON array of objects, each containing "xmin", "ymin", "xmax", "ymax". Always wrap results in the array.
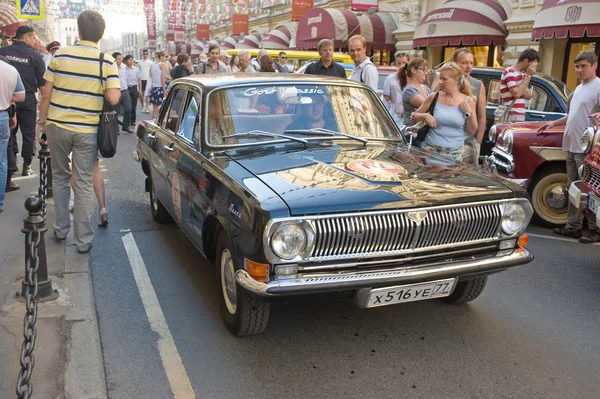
[{"xmin": 64, "ymin": 248, "xmax": 108, "ymax": 399}]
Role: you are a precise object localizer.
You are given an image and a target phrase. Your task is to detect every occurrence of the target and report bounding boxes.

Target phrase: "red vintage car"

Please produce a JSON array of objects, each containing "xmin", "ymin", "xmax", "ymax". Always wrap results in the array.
[
  {"xmin": 568, "ymin": 125, "xmax": 600, "ymax": 226},
  {"xmin": 488, "ymin": 121, "xmax": 568, "ymax": 227}
]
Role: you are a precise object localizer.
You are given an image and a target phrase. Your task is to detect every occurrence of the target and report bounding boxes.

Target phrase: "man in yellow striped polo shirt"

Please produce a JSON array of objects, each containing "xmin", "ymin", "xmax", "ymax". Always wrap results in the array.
[{"xmin": 37, "ymin": 10, "xmax": 120, "ymax": 253}]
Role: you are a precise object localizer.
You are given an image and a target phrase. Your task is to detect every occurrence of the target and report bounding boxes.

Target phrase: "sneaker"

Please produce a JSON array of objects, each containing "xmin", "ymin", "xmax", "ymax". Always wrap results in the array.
[
  {"xmin": 22, "ymin": 164, "xmax": 33, "ymax": 176},
  {"xmin": 5, "ymin": 180, "xmax": 20, "ymax": 192},
  {"xmin": 553, "ymin": 227, "xmax": 582, "ymax": 239},
  {"xmin": 53, "ymin": 230, "xmax": 66, "ymax": 241},
  {"xmin": 122, "ymin": 128, "xmax": 133, "ymax": 134},
  {"xmin": 579, "ymin": 230, "xmax": 600, "ymax": 244}
]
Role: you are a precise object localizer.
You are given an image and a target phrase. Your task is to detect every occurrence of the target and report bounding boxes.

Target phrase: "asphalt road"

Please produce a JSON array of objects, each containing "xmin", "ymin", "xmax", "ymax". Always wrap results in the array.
[{"xmin": 91, "ymin": 121, "xmax": 600, "ymax": 399}]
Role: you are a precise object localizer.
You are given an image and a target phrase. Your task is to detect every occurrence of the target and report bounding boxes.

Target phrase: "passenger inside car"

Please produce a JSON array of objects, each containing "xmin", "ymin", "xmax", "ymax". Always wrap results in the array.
[
  {"xmin": 285, "ymin": 93, "xmax": 338, "ymax": 131},
  {"xmin": 208, "ymin": 90, "xmax": 233, "ymax": 145}
]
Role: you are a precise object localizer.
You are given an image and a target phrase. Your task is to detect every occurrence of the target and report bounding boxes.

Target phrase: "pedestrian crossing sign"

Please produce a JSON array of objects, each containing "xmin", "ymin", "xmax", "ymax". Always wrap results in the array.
[{"xmin": 16, "ymin": 0, "xmax": 44, "ymax": 20}]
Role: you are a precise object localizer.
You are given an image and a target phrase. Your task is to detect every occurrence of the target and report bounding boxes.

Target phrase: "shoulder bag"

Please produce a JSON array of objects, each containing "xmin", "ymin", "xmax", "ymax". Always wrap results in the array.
[
  {"xmin": 97, "ymin": 53, "xmax": 119, "ymax": 158},
  {"xmin": 493, "ymin": 100, "xmax": 515, "ymax": 124},
  {"xmin": 415, "ymin": 91, "xmax": 440, "ymax": 142}
]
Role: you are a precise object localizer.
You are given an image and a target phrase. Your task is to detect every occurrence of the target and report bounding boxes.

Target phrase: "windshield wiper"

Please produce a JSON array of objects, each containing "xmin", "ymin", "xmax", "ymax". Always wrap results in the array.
[
  {"xmin": 283, "ymin": 128, "xmax": 367, "ymax": 145},
  {"xmin": 222, "ymin": 130, "xmax": 308, "ymax": 146}
]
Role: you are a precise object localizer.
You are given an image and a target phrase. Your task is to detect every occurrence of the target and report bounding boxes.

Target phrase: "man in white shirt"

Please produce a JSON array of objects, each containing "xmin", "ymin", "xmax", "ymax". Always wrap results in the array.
[
  {"xmin": 238, "ymin": 50, "xmax": 257, "ymax": 73},
  {"xmin": 251, "ymin": 49, "xmax": 268, "ymax": 72},
  {"xmin": 538, "ymin": 52, "xmax": 600, "ymax": 242},
  {"xmin": 382, "ymin": 53, "xmax": 409, "ymax": 128},
  {"xmin": 113, "ymin": 52, "xmax": 133, "ymax": 133},
  {"xmin": 138, "ymin": 49, "xmax": 153, "ymax": 113},
  {"xmin": 124, "ymin": 55, "xmax": 142, "ymax": 128},
  {"xmin": 348, "ymin": 35, "xmax": 378, "ymax": 92}
]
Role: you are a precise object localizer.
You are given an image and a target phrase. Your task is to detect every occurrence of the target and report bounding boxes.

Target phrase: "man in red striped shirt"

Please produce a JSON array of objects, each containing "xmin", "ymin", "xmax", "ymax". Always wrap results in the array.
[{"xmin": 499, "ymin": 49, "xmax": 539, "ymax": 122}]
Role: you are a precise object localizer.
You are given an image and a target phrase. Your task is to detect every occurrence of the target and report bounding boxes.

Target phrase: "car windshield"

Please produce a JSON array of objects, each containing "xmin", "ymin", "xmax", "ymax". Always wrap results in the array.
[{"xmin": 206, "ymin": 83, "xmax": 402, "ymax": 147}]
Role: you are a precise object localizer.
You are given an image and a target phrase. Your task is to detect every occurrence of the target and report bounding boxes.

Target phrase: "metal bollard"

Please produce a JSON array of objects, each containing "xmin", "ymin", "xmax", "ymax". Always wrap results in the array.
[{"xmin": 20, "ymin": 195, "xmax": 57, "ymax": 301}]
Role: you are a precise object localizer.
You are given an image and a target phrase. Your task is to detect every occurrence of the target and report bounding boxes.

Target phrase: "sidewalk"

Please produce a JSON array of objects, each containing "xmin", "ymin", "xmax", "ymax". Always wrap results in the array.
[{"xmin": 0, "ymin": 164, "xmax": 107, "ymax": 398}]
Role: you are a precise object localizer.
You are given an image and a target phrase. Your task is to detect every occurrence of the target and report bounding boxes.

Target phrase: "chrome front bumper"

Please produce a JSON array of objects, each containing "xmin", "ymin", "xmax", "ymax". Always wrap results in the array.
[
  {"xmin": 235, "ymin": 248, "xmax": 533, "ymax": 296},
  {"xmin": 488, "ymin": 147, "xmax": 514, "ymax": 173}
]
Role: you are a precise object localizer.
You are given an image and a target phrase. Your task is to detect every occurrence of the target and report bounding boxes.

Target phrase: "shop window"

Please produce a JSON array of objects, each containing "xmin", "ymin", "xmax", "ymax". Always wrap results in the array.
[
  {"xmin": 563, "ymin": 40, "xmax": 598, "ymax": 92},
  {"xmin": 442, "ymin": 46, "xmax": 502, "ymax": 67}
]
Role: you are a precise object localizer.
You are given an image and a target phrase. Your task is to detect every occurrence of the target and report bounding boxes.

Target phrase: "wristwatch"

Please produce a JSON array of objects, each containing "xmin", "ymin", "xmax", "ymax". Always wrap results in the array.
[
  {"xmin": 36, "ymin": 119, "xmax": 46, "ymax": 125},
  {"xmin": 464, "ymin": 112, "xmax": 472, "ymax": 118}
]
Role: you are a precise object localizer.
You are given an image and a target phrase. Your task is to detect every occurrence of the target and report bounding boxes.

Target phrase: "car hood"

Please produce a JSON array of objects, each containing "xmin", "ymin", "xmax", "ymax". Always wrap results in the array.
[
  {"xmin": 504, "ymin": 121, "xmax": 563, "ymax": 135},
  {"xmin": 226, "ymin": 142, "xmax": 517, "ymax": 215}
]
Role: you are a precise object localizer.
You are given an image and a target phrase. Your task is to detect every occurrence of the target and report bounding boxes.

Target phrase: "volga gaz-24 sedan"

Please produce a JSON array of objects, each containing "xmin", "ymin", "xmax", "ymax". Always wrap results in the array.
[{"xmin": 134, "ymin": 74, "xmax": 534, "ymax": 336}]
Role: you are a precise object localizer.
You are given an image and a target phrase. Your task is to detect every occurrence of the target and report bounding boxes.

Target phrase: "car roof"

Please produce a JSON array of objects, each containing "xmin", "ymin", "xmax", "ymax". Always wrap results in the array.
[{"xmin": 175, "ymin": 73, "xmax": 365, "ymax": 90}]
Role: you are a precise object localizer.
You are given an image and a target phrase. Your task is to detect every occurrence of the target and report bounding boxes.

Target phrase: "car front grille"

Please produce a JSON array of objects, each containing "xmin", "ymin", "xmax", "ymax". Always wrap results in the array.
[
  {"xmin": 582, "ymin": 163, "xmax": 600, "ymax": 190},
  {"xmin": 311, "ymin": 203, "xmax": 503, "ymax": 260}
]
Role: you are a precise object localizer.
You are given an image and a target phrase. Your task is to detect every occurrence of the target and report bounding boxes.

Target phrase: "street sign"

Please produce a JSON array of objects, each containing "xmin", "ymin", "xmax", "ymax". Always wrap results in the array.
[{"xmin": 16, "ymin": 0, "xmax": 44, "ymax": 20}]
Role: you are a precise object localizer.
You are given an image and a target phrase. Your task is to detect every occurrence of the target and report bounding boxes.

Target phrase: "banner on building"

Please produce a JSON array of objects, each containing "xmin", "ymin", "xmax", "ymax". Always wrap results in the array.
[
  {"xmin": 196, "ymin": 24, "xmax": 210, "ymax": 40},
  {"xmin": 291, "ymin": 0, "xmax": 313, "ymax": 21},
  {"xmin": 232, "ymin": 13, "xmax": 249, "ymax": 35},
  {"xmin": 174, "ymin": 12, "xmax": 185, "ymax": 43},
  {"xmin": 351, "ymin": 0, "xmax": 378, "ymax": 13},
  {"xmin": 143, "ymin": 0, "xmax": 157, "ymax": 51}
]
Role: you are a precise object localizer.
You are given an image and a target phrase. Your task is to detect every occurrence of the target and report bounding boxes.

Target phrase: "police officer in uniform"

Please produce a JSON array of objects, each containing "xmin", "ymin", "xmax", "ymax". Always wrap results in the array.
[{"xmin": 0, "ymin": 26, "xmax": 46, "ymax": 176}]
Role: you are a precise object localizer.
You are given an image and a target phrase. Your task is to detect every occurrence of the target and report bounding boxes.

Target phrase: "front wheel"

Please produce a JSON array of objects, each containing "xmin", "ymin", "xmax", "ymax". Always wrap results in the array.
[
  {"xmin": 215, "ymin": 231, "xmax": 270, "ymax": 336},
  {"xmin": 529, "ymin": 166, "xmax": 568, "ymax": 227},
  {"xmin": 441, "ymin": 277, "xmax": 488, "ymax": 305}
]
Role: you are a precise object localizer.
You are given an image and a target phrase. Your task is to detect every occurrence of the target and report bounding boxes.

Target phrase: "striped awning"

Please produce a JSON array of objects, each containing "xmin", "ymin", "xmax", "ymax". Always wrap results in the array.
[
  {"xmin": 237, "ymin": 33, "xmax": 262, "ymax": 49},
  {"xmin": 532, "ymin": 0, "xmax": 600, "ymax": 40},
  {"xmin": 164, "ymin": 42, "xmax": 190, "ymax": 55},
  {"xmin": 412, "ymin": 0, "xmax": 508, "ymax": 47},
  {"xmin": 0, "ymin": 3, "xmax": 28, "ymax": 37},
  {"xmin": 220, "ymin": 35, "xmax": 239, "ymax": 50},
  {"xmin": 296, "ymin": 8, "xmax": 397, "ymax": 50},
  {"xmin": 262, "ymin": 27, "xmax": 292, "ymax": 50},
  {"xmin": 191, "ymin": 40, "xmax": 207, "ymax": 56}
]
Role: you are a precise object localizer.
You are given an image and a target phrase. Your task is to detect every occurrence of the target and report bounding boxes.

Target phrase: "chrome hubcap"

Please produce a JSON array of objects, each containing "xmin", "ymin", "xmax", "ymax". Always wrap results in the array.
[
  {"xmin": 546, "ymin": 185, "xmax": 567, "ymax": 210},
  {"xmin": 220, "ymin": 249, "xmax": 237, "ymax": 314}
]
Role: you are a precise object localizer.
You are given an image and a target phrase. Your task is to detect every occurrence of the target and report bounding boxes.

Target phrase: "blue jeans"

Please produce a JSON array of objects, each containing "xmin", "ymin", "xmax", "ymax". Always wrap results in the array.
[{"xmin": 0, "ymin": 112, "xmax": 10, "ymax": 210}]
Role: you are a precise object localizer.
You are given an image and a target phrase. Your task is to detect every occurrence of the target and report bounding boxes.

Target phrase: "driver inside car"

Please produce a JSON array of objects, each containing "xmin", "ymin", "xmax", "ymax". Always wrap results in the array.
[{"xmin": 285, "ymin": 93, "xmax": 338, "ymax": 131}]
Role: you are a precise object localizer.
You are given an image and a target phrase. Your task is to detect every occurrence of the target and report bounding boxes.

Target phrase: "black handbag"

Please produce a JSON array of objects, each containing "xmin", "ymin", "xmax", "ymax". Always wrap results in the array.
[
  {"xmin": 97, "ymin": 52, "xmax": 119, "ymax": 158},
  {"xmin": 416, "ymin": 91, "xmax": 440, "ymax": 142}
]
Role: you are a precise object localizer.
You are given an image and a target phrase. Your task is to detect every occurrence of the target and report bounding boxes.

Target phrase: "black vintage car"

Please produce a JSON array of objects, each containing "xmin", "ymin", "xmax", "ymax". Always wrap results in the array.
[{"xmin": 134, "ymin": 74, "xmax": 534, "ymax": 336}]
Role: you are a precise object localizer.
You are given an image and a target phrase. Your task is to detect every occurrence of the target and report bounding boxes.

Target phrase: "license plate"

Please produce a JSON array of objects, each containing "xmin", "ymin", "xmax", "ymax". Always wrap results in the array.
[
  {"xmin": 365, "ymin": 278, "xmax": 456, "ymax": 308},
  {"xmin": 589, "ymin": 192, "xmax": 600, "ymax": 215}
]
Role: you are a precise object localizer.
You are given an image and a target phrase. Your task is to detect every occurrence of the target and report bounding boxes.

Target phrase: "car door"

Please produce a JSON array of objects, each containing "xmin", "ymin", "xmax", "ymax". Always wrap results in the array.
[
  {"xmin": 163, "ymin": 88, "xmax": 199, "ymax": 239},
  {"xmin": 167, "ymin": 87, "xmax": 201, "ymax": 240},
  {"xmin": 154, "ymin": 86, "xmax": 188, "ymax": 217}
]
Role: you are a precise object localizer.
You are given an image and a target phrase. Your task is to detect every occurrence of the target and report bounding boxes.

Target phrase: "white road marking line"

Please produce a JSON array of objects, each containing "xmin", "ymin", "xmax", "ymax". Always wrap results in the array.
[
  {"xmin": 121, "ymin": 233, "xmax": 196, "ymax": 399},
  {"xmin": 527, "ymin": 232, "xmax": 600, "ymax": 246},
  {"xmin": 120, "ymin": 229, "xmax": 131, "ymax": 232}
]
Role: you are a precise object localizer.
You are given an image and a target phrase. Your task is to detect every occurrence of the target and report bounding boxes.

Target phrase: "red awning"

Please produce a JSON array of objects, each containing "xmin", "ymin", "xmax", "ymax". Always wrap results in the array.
[
  {"xmin": 412, "ymin": 0, "xmax": 508, "ymax": 47},
  {"xmin": 262, "ymin": 27, "xmax": 292, "ymax": 50},
  {"xmin": 296, "ymin": 8, "xmax": 397, "ymax": 50},
  {"xmin": 532, "ymin": 0, "xmax": 600, "ymax": 40}
]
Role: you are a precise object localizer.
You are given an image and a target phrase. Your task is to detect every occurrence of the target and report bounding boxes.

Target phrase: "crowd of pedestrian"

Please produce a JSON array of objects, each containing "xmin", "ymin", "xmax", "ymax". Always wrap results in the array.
[{"xmin": 1, "ymin": 8, "xmax": 599, "ymax": 255}]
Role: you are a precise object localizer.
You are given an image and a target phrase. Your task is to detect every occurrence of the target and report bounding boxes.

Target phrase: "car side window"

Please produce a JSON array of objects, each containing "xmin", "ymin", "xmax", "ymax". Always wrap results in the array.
[
  {"xmin": 177, "ymin": 92, "xmax": 201, "ymax": 146},
  {"xmin": 160, "ymin": 88, "xmax": 186, "ymax": 134},
  {"xmin": 487, "ymin": 80, "xmax": 501, "ymax": 106},
  {"xmin": 527, "ymin": 85, "xmax": 549, "ymax": 112}
]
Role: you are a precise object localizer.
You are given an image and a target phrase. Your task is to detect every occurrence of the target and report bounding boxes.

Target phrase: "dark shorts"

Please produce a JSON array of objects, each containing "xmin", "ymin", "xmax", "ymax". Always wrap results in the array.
[
  {"xmin": 149, "ymin": 87, "xmax": 164, "ymax": 105},
  {"xmin": 141, "ymin": 80, "xmax": 148, "ymax": 92}
]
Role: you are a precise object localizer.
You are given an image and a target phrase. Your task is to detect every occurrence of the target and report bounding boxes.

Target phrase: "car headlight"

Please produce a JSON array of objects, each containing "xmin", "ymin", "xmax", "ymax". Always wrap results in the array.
[
  {"xmin": 502, "ymin": 202, "xmax": 528, "ymax": 235},
  {"xmin": 581, "ymin": 127, "xmax": 595, "ymax": 153},
  {"xmin": 271, "ymin": 223, "xmax": 308, "ymax": 260},
  {"xmin": 502, "ymin": 132, "xmax": 513, "ymax": 154},
  {"xmin": 488, "ymin": 125, "xmax": 497, "ymax": 142}
]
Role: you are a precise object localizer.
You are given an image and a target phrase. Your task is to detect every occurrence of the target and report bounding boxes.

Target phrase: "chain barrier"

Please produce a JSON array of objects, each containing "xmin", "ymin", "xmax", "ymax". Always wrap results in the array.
[
  {"xmin": 39, "ymin": 158, "xmax": 48, "ymax": 220},
  {"xmin": 16, "ymin": 227, "xmax": 41, "ymax": 399}
]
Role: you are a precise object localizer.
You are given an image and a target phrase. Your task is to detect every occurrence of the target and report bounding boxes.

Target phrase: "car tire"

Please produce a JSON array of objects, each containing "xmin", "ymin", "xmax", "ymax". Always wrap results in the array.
[
  {"xmin": 149, "ymin": 177, "xmax": 172, "ymax": 224},
  {"xmin": 440, "ymin": 277, "xmax": 488, "ymax": 305},
  {"xmin": 529, "ymin": 166, "xmax": 568, "ymax": 227},
  {"xmin": 215, "ymin": 231, "xmax": 270, "ymax": 336}
]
